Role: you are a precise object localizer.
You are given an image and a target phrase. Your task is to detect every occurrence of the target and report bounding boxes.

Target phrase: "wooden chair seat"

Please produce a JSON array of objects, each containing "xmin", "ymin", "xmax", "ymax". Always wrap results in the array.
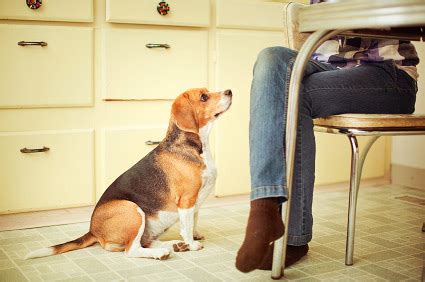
[{"xmin": 314, "ymin": 114, "xmax": 425, "ymax": 130}]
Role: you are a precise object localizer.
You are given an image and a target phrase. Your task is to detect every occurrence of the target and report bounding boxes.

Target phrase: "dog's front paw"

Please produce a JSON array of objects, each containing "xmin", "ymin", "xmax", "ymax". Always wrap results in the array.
[
  {"xmin": 193, "ymin": 231, "xmax": 205, "ymax": 241},
  {"xmin": 188, "ymin": 241, "xmax": 203, "ymax": 251},
  {"xmin": 152, "ymin": 248, "xmax": 171, "ymax": 260},
  {"xmin": 173, "ymin": 241, "xmax": 190, "ymax": 252}
]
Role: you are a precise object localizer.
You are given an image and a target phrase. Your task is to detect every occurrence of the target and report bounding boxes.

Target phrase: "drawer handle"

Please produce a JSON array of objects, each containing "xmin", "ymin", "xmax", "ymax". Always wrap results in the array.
[
  {"xmin": 20, "ymin": 146, "xmax": 50, "ymax": 153},
  {"xmin": 145, "ymin": 44, "xmax": 170, "ymax": 49},
  {"xmin": 145, "ymin": 140, "xmax": 161, "ymax": 146},
  {"xmin": 18, "ymin": 41, "xmax": 48, "ymax": 47}
]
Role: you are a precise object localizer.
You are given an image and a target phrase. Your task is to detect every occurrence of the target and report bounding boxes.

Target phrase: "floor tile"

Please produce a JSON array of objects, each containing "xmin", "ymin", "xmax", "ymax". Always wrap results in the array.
[
  {"xmin": 358, "ymin": 264, "xmax": 409, "ymax": 281},
  {"xmin": 177, "ymin": 267, "xmax": 222, "ymax": 281},
  {"xmin": 73, "ymin": 257, "xmax": 110, "ymax": 274},
  {"xmin": 0, "ymin": 268, "xmax": 27, "ymax": 282},
  {"xmin": 0, "ymin": 184, "xmax": 423, "ymax": 281}
]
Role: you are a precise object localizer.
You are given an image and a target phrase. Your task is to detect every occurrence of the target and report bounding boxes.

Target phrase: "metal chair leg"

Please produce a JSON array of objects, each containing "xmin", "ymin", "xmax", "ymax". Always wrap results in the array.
[
  {"xmin": 271, "ymin": 203, "xmax": 286, "ymax": 279},
  {"xmin": 271, "ymin": 28, "xmax": 344, "ymax": 279},
  {"xmin": 346, "ymin": 135, "xmax": 380, "ymax": 265}
]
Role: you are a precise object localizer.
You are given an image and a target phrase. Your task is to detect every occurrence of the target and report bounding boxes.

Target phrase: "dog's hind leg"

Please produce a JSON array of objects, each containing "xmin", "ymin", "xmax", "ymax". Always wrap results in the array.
[
  {"xmin": 125, "ymin": 207, "xmax": 170, "ymax": 260},
  {"xmin": 91, "ymin": 200, "xmax": 170, "ymax": 260}
]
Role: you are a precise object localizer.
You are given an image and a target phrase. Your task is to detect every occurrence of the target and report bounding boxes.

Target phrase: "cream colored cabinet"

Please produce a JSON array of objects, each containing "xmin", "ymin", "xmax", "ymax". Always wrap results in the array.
[
  {"xmin": 215, "ymin": 30, "xmax": 285, "ymax": 196},
  {"xmin": 0, "ymin": 130, "xmax": 94, "ymax": 213},
  {"xmin": 0, "ymin": 0, "xmax": 391, "ymax": 214},
  {"xmin": 103, "ymin": 29, "xmax": 208, "ymax": 100},
  {"xmin": 213, "ymin": 0, "xmax": 390, "ymax": 197},
  {"xmin": 315, "ymin": 134, "xmax": 389, "ymax": 184},
  {"xmin": 0, "ymin": 24, "xmax": 94, "ymax": 108},
  {"xmin": 106, "ymin": 0, "xmax": 210, "ymax": 27},
  {"xmin": 100, "ymin": 126, "xmax": 167, "ymax": 198},
  {"xmin": 213, "ymin": 0, "xmax": 289, "ymax": 196},
  {"xmin": 216, "ymin": 0, "xmax": 285, "ymax": 30},
  {"xmin": 0, "ymin": 0, "xmax": 93, "ymax": 23},
  {"xmin": 0, "ymin": 1, "xmax": 95, "ymax": 214}
]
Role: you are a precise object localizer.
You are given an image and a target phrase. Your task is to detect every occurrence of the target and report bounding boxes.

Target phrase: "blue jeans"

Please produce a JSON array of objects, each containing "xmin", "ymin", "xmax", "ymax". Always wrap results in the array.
[{"xmin": 249, "ymin": 47, "xmax": 417, "ymax": 246}]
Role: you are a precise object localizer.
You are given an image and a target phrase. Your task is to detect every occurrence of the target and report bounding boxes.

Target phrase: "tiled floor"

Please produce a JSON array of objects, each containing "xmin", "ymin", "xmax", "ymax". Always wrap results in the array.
[{"xmin": 0, "ymin": 184, "xmax": 423, "ymax": 281}]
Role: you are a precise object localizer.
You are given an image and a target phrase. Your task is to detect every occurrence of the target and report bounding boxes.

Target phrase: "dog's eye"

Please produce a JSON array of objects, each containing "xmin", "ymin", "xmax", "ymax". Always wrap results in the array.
[{"xmin": 200, "ymin": 93, "xmax": 209, "ymax": 102}]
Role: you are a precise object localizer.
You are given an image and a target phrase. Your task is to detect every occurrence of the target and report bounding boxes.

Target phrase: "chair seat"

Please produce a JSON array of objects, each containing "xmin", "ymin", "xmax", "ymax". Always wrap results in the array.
[{"xmin": 314, "ymin": 114, "xmax": 425, "ymax": 130}]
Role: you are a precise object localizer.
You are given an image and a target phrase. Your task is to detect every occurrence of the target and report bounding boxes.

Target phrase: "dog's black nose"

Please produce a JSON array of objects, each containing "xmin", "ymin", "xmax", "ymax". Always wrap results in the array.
[{"xmin": 224, "ymin": 89, "xmax": 232, "ymax": 97}]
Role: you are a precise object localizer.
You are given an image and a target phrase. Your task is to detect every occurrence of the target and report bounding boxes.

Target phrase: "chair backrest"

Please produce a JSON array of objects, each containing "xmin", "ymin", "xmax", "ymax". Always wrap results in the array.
[{"xmin": 283, "ymin": 2, "xmax": 309, "ymax": 51}]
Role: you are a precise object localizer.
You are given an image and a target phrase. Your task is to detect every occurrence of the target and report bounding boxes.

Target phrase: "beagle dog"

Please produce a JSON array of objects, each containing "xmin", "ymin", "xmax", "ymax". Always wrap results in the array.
[{"xmin": 26, "ymin": 88, "xmax": 232, "ymax": 260}]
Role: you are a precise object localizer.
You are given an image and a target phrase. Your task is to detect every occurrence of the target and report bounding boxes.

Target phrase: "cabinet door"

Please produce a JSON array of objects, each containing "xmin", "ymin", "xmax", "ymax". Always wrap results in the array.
[
  {"xmin": 0, "ymin": 25, "xmax": 93, "ymax": 108},
  {"xmin": 100, "ymin": 126, "xmax": 167, "ymax": 199},
  {"xmin": 103, "ymin": 28, "xmax": 208, "ymax": 100},
  {"xmin": 106, "ymin": 0, "xmax": 210, "ymax": 27},
  {"xmin": 215, "ymin": 30, "xmax": 285, "ymax": 196},
  {"xmin": 216, "ymin": 0, "xmax": 284, "ymax": 30},
  {"xmin": 315, "ymin": 134, "xmax": 389, "ymax": 184},
  {"xmin": 0, "ymin": 0, "xmax": 93, "ymax": 23},
  {"xmin": 0, "ymin": 130, "xmax": 94, "ymax": 213}
]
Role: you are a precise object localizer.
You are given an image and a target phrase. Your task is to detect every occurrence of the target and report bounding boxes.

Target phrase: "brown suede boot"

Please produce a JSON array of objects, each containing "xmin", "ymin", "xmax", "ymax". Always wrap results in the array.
[{"xmin": 235, "ymin": 198, "xmax": 285, "ymax": 273}]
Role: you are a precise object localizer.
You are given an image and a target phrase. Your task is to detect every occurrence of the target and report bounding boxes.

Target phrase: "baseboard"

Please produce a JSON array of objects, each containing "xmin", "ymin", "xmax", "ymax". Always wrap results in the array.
[
  {"xmin": 391, "ymin": 164, "xmax": 425, "ymax": 190},
  {"xmin": 313, "ymin": 176, "xmax": 391, "ymax": 193},
  {"xmin": 0, "ymin": 206, "xmax": 94, "ymax": 232},
  {"xmin": 0, "ymin": 178, "xmax": 393, "ymax": 232}
]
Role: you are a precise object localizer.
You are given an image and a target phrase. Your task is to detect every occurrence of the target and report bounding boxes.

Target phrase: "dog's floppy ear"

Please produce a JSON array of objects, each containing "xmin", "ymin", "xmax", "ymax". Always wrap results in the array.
[{"xmin": 171, "ymin": 93, "xmax": 199, "ymax": 134}]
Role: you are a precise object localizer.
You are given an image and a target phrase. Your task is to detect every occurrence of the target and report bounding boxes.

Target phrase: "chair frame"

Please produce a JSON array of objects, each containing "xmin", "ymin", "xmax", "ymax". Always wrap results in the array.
[
  {"xmin": 313, "ymin": 126, "xmax": 425, "ymax": 266},
  {"xmin": 271, "ymin": 2, "xmax": 425, "ymax": 279},
  {"xmin": 271, "ymin": 28, "xmax": 342, "ymax": 279}
]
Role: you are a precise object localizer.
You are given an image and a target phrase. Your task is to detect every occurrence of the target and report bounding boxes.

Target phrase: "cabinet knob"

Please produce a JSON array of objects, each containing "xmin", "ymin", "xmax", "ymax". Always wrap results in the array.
[
  {"xmin": 26, "ymin": 0, "xmax": 42, "ymax": 10},
  {"xmin": 157, "ymin": 1, "xmax": 170, "ymax": 16}
]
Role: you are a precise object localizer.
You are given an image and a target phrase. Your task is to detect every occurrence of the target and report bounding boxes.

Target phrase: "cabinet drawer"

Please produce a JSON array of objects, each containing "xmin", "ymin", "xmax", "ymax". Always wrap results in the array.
[
  {"xmin": 216, "ymin": 0, "xmax": 284, "ymax": 30},
  {"xmin": 0, "ymin": 25, "xmax": 93, "ymax": 108},
  {"xmin": 0, "ymin": 129, "xmax": 94, "ymax": 214},
  {"xmin": 101, "ymin": 127, "xmax": 167, "ymax": 198},
  {"xmin": 0, "ymin": 0, "xmax": 93, "ymax": 23},
  {"xmin": 106, "ymin": 0, "xmax": 210, "ymax": 27},
  {"xmin": 103, "ymin": 28, "xmax": 208, "ymax": 100}
]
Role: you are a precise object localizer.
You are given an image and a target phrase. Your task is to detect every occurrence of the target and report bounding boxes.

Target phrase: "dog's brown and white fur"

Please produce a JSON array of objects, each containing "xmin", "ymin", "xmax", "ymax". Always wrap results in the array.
[{"xmin": 26, "ymin": 88, "xmax": 232, "ymax": 260}]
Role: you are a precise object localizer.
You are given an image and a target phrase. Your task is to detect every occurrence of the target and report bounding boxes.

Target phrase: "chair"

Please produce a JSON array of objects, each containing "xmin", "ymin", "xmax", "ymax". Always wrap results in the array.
[
  {"xmin": 273, "ymin": 1, "xmax": 425, "ymax": 274},
  {"xmin": 313, "ymin": 114, "xmax": 425, "ymax": 266}
]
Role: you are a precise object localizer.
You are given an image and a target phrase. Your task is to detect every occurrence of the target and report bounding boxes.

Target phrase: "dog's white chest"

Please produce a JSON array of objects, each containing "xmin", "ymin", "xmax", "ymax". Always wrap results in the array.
[
  {"xmin": 197, "ymin": 152, "xmax": 216, "ymax": 207},
  {"xmin": 196, "ymin": 123, "xmax": 217, "ymax": 209}
]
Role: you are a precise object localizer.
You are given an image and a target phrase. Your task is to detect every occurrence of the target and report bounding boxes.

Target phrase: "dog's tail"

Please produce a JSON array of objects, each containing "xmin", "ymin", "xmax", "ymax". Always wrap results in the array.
[{"xmin": 25, "ymin": 232, "xmax": 97, "ymax": 259}]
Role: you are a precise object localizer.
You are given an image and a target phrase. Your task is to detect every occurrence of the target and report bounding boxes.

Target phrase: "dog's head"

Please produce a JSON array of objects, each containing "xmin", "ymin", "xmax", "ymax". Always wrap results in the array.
[{"xmin": 171, "ymin": 88, "xmax": 232, "ymax": 134}]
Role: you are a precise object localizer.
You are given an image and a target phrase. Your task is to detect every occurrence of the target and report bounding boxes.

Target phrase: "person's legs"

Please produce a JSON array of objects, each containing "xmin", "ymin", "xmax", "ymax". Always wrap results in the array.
[
  {"xmin": 236, "ymin": 47, "xmax": 334, "ymax": 272},
  {"xmin": 304, "ymin": 60, "xmax": 417, "ymax": 118},
  {"xmin": 236, "ymin": 46, "xmax": 417, "ymax": 272},
  {"xmin": 248, "ymin": 47, "xmax": 333, "ymax": 201},
  {"xmin": 286, "ymin": 59, "xmax": 417, "ymax": 246}
]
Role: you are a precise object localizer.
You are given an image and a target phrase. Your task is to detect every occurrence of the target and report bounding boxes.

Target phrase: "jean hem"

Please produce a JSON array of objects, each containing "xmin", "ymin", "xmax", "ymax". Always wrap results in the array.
[
  {"xmin": 250, "ymin": 185, "xmax": 288, "ymax": 201},
  {"xmin": 287, "ymin": 234, "xmax": 312, "ymax": 246}
]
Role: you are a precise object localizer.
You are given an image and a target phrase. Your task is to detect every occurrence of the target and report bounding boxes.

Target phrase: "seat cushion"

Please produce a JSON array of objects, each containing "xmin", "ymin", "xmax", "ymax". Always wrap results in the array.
[{"xmin": 313, "ymin": 114, "xmax": 425, "ymax": 130}]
